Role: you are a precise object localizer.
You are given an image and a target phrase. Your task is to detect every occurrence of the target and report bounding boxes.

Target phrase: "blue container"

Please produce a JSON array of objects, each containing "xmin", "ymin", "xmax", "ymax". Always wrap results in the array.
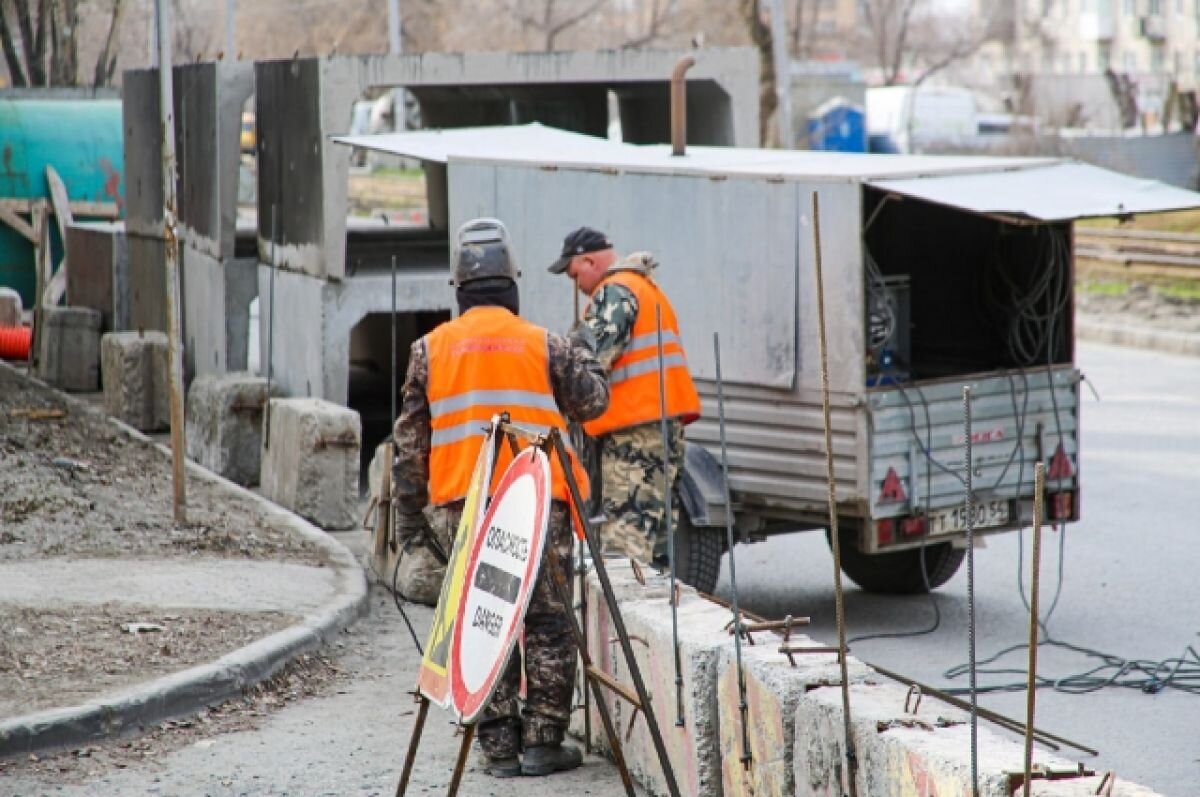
[
  {"xmin": 806, "ymin": 98, "xmax": 866, "ymax": 153},
  {"xmin": 0, "ymin": 99, "xmax": 124, "ymax": 307}
]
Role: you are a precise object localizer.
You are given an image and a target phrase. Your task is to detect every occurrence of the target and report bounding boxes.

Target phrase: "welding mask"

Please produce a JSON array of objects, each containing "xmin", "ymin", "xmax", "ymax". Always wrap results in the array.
[{"xmin": 451, "ymin": 218, "xmax": 520, "ymax": 287}]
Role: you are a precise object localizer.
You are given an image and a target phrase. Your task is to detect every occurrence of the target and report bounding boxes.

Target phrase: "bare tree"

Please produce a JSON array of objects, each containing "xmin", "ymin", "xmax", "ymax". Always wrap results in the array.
[
  {"xmin": 507, "ymin": 0, "xmax": 607, "ymax": 51},
  {"xmin": 859, "ymin": 0, "xmax": 994, "ymax": 87},
  {"xmin": 789, "ymin": 0, "xmax": 817, "ymax": 59},
  {"xmin": 739, "ymin": 0, "xmax": 778, "ymax": 146},
  {"xmin": 91, "ymin": 0, "xmax": 123, "ymax": 87},
  {"xmin": 619, "ymin": 0, "xmax": 682, "ymax": 49}
]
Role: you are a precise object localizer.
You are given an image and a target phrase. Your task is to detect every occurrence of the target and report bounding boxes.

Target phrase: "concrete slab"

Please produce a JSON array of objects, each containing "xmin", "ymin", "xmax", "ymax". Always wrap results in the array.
[
  {"xmin": 182, "ymin": 248, "xmax": 257, "ymax": 380},
  {"xmin": 795, "ymin": 683, "xmax": 1084, "ymax": 797},
  {"xmin": 717, "ymin": 634, "xmax": 875, "ymax": 797},
  {"xmin": 101, "ymin": 331, "xmax": 169, "ymax": 431},
  {"xmin": 0, "ymin": 287, "xmax": 22, "ymax": 327},
  {"xmin": 260, "ymin": 397, "xmax": 361, "ymax": 529},
  {"xmin": 66, "ymin": 221, "xmax": 129, "ymax": 332},
  {"xmin": 36, "ymin": 306, "xmax": 102, "ymax": 392},
  {"xmin": 0, "ymin": 558, "xmax": 338, "ymax": 614},
  {"xmin": 186, "ymin": 372, "xmax": 275, "ymax": 486}
]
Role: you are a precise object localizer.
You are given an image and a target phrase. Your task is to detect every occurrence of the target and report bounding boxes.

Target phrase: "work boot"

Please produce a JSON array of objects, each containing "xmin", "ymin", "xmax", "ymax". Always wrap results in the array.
[
  {"xmin": 483, "ymin": 755, "xmax": 522, "ymax": 778},
  {"xmin": 521, "ymin": 742, "xmax": 583, "ymax": 776}
]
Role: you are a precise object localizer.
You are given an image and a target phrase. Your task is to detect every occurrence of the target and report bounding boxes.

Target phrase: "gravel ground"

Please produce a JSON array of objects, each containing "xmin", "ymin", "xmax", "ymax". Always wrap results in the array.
[{"xmin": 0, "ymin": 366, "xmax": 325, "ymax": 565}]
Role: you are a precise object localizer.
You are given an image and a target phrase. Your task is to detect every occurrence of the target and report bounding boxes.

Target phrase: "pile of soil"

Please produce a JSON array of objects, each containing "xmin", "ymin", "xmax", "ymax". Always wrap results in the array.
[{"xmin": 0, "ymin": 366, "xmax": 325, "ymax": 564}]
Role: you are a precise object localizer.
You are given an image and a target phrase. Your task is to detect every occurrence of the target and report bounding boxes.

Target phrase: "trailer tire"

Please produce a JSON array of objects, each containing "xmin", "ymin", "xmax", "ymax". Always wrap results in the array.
[
  {"xmin": 667, "ymin": 514, "xmax": 727, "ymax": 595},
  {"xmin": 827, "ymin": 531, "xmax": 965, "ymax": 594}
]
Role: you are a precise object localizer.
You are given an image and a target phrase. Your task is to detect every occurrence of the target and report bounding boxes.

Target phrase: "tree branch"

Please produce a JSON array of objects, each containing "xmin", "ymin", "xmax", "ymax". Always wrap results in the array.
[
  {"xmin": 92, "ymin": 0, "xmax": 123, "ymax": 88},
  {"xmin": 0, "ymin": 2, "xmax": 29, "ymax": 86}
]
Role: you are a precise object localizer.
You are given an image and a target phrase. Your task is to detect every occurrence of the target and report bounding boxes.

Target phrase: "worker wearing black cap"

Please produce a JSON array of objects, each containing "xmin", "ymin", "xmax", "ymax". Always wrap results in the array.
[{"xmin": 549, "ymin": 227, "xmax": 701, "ymax": 564}]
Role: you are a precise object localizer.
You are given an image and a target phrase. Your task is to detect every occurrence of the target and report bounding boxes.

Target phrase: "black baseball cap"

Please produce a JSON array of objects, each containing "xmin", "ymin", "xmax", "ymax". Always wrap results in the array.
[{"xmin": 548, "ymin": 227, "xmax": 613, "ymax": 274}]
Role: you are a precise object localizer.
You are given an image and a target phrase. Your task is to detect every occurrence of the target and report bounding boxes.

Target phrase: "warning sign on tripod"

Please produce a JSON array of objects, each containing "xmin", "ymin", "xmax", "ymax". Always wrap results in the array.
[{"xmin": 451, "ymin": 445, "xmax": 550, "ymax": 722}]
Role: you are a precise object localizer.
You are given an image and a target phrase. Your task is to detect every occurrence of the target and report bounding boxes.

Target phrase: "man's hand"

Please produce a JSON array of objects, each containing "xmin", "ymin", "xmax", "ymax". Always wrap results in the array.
[{"xmin": 567, "ymin": 322, "xmax": 598, "ymax": 354}]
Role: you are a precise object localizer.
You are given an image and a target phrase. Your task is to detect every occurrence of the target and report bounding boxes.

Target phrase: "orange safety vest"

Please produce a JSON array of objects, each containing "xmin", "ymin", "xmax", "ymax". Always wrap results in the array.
[
  {"xmin": 583, "ymin": 270, "xmax": 701, "ymax": 437},
  {"xmin": 425, "ymin": 306, "xmax": 590, "ymax": 506}
]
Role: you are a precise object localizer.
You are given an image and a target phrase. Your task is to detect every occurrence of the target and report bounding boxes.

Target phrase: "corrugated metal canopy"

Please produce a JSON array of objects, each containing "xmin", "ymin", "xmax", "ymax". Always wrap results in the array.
[
  {"xmin": 868, "ymin": 161, "xmax": 1200, "ymax": 221},
  {"xmin": 334, "ymin": 124, "xmax": 1200, "ymax": 220}
]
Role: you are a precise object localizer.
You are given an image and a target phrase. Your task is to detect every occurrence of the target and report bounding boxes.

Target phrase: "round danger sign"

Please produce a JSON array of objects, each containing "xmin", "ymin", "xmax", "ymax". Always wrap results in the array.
[{"xmin": 450, "ymin": 446, "xmax": 551, "ymax": 723}]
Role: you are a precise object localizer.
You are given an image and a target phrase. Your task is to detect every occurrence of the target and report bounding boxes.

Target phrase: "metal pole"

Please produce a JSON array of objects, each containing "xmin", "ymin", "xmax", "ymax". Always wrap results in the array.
[
  {"xmin": 656, "ymin": 307, "xmax": 685, "ymax": 728},
  {"xmin": 714, "ymin": 332, "xmax": 752, "ymax": 769},
  {"xmin": 767, "ymin": 0, "xmax": 794, "ymax": 148},
  {"xmin": 156, "ymin": 0, "xmax": 187, "ymax": 524},
  {"xmin": 963, "ymin": 385, "xmax": 979, "ymax": 797},
  {"xmin": 224, "ymin": 0, "xmax": 235, "ymax": 58},
  {"xmin": 264, "ymin": 206, "xmax": 277, "ymax": 448},
  {"xmin": 391, "ymin": 254, "xmax": 398, "ymax": 428},
  {"xmin": 811, "ymin": 192, "xmax": 857, "ymax": 796},
  {"xmin": 1022, "ymin": 463, "xmax": 1046, "ymax": 797},
  {"xmin": 388, "ymin": 0, "xmax": 402, "ymax": 55},
  {"xmin": 444, "ymin": 723, "xmax": 476, "ymax": 797},
  {"xmin": 394, "ymin": 695, "xmax": 429, "ymax": 797}
]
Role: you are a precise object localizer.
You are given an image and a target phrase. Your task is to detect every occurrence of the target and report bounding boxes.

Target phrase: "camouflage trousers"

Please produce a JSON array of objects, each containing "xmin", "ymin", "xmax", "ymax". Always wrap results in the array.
[
  {"xmin": 475, "ymin": 501, "xmax": 577, "ymax": 758},
  {"xmin": 598, "ymin": 420, "xmax": 685, "ymax": 563}
]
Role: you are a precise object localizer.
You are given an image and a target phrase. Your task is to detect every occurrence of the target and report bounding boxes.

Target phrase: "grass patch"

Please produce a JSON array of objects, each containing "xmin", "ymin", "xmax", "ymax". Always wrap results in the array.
[
  {"xmin": 1077, "ymin": 208, "xmax": 1200, "ymax": 234},
  {"xmin": 372, "ymin": 166, "xmax": 425, "ymax": 179},
  {"xmin": 1159, "ymin": 283, "xmax": 1200, "ymax": 301},
  {"xmin": 1077, "ymin": 280, "xmax": 1130, "ymax": 296}
]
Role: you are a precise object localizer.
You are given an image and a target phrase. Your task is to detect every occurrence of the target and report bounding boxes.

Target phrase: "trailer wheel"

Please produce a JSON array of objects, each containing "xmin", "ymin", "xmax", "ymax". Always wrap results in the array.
[
  {"xmin": 827, "ymin": 530, "xmax": 965, "ymax": 594},
  {"xmin": 667, "ymin": 514, "xmax": 727, "ymax": 595}
]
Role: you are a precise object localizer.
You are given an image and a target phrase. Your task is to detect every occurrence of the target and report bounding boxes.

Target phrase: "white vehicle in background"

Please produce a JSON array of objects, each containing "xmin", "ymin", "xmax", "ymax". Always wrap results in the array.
[{"xmin": 867, "ymin": 85, "xmax": 978, "ymax": 154}]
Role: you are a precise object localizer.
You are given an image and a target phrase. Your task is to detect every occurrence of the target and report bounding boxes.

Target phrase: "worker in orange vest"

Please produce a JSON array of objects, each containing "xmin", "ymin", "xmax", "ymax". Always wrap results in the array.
[
  {"xmin": 549, "ymin": 227, "xmax": 701, "ymax": 564},
  {"xmin": 392, "ymin": 218, "xmax": 607, "ymax": 778}
]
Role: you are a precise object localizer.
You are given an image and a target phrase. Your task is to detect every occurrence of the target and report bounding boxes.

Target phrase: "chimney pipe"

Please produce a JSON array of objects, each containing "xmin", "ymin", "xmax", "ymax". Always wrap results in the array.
[{"xmin": 670, "ymin": 56, "xmax": 695, "ymax": 156}]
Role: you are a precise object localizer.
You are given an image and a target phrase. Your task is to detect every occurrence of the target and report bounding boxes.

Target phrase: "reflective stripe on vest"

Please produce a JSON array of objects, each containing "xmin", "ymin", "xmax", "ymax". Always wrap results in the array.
[
  {"xmin": 425, "ymin": 306, "xmax": 590, "ymax": 505},
  {"xmin": 582, "ymin": 270, "xmax": 701, "ymax": 437}
]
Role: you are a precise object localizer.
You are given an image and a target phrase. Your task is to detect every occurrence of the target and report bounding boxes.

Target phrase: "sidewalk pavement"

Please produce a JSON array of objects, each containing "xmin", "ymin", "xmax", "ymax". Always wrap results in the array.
[{"xmin": 0, "ymin": 379, "xmax": 368, "ymax": 759}]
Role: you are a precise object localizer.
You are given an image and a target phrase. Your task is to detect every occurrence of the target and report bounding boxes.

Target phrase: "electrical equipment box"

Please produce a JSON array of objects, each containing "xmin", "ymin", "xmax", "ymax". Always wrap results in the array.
[{"xmin": 866, "ymin": 274, "xmax": 910, "ymax": 386}]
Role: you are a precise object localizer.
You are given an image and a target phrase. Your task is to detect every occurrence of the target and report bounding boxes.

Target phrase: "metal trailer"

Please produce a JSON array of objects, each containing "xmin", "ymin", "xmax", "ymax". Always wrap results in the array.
[{"xmin": 338, "ymin": 124, "xmax": 1200, "ymax": 595}]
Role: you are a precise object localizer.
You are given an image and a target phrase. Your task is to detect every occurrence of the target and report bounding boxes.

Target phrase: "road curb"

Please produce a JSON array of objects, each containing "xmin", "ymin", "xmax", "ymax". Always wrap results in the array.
[
  {"xmin": 1076, "ymin": 316, "xmax": 1200, "ymax": 357},
  {"xmin": 0, "ymin": 362, "xmax": 369, "ymax": 759}
]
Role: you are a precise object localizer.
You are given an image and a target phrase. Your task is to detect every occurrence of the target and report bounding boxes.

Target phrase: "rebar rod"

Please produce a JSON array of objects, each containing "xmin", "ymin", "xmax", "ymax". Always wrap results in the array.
[
  {"xmin": 714, "ymin": 332, "xmax": 751, "ymax": 768},
  {"xmin": 1023, "ymin": 463, "xmax": 1046, "ymax": 797},
  {"xmin": 811, "ymin": 192, "xmax": 858, "ymax": 796},
  {"xmin": 963, "ymin": 385, "xmax": 979, "ymax": 797},
  {"xmin": 657, "ymin": 307, "xmax": 685, "ymax": 727}
]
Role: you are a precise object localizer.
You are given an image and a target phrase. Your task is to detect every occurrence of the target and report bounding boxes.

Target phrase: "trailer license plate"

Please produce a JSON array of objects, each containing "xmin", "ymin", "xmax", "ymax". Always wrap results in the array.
[{"xmin": 928, "ymin": 501, "xmax": 1010, "ymax": 536}]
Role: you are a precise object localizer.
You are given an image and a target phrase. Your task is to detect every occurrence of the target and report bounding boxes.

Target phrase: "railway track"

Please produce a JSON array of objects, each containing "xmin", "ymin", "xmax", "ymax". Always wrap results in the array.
[{"xmin": 1075, "ymin": 227, "xmax": 1200, "ymax": 280}]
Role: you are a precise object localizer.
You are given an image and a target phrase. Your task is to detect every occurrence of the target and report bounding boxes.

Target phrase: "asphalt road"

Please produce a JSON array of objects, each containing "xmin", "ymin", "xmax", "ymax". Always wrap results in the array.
[{"xmin": 714, "ymin": 342, "xmax": 1200, "ymax": 796}]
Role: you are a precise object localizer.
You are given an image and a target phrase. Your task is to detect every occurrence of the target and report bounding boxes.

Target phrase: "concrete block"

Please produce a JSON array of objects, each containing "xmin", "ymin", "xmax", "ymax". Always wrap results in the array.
[
  {"xmin": 186, "ymin": 372, "xmax": 276, "ymax": 486},
  {"xmin": 36, "ymin": 306, "xmax": 102, "ymax": 392},
  {"xmin": 260, "ymin": 397, "xmax": 361, "ymax": 529},
  {"xmin": 0, "ymin": 287, "xmax": 22, "ymax": 327},
  {"xmin": 576, "ymin": 566, "xmax": 731, "ymax": 797},
  {"xmin": 100, "ymin": 331, "xmax": 169, "ymax": 431},
  {"xmin": 794, "ymin": 683, "xmax": 1082, "ymax": 797},
  {"xmin": 717, "ymin": 635, "xmax": 875, "ymax": 797}
]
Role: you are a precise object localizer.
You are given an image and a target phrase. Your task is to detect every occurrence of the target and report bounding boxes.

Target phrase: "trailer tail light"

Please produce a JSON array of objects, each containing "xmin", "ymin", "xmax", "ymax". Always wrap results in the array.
[
  {"xmin": 1048, "ymin": 491, "xmax": 1075, "ymax": 521},
  {"xmin": 901, "ymin": 516, "xmax": 926, "ymax": 537},
  {"xmin": 876, "ymin": 518, "xmax": 894, "ymax": 547}
]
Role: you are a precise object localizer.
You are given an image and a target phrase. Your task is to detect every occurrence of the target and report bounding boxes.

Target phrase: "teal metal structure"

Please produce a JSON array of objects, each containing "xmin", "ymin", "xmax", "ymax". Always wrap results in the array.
[{"xmin": 0, "ymin": 98, "xmax": 124, "ymax": 307}]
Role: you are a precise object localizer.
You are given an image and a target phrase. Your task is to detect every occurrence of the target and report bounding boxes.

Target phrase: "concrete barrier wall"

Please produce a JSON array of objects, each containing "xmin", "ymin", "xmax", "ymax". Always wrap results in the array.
[{"xmin": 578, "ymin": 561, "xmax": 1163, "ymax": 797}]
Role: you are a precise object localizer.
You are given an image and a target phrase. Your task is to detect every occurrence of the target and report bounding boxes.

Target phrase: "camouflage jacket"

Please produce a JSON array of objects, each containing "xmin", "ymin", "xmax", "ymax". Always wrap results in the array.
[
  {"xmin": 392, "ymin": 313, "xmax": 609, "ymax": 524},
  {"xmin": 583, "ymin": 252, "xmax": 659, "ymax": 371}
]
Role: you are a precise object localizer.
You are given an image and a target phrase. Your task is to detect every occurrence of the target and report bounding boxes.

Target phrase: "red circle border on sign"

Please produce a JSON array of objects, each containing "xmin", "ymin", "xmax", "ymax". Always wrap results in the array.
[{"xmin": 449, "ymin": 446, "xmax": 550, "ymax": 723}]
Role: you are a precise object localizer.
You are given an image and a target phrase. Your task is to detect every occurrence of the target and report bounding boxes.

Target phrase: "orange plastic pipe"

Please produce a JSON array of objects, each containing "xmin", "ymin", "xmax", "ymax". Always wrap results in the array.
[{"xmin": 0, "ymin": 326, "xmax": 32, "ymax": 360}]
